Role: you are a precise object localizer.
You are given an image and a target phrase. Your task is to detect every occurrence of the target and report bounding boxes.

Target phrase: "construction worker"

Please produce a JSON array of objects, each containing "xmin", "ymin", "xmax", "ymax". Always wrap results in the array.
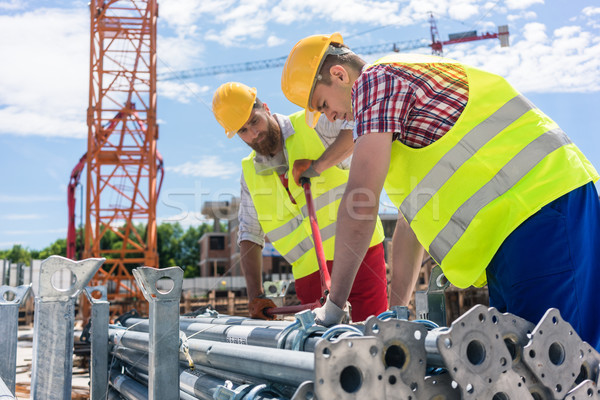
[
  {"xmin": 280, "ymin": 33, "xmax": 600, "ymax": 351},
  {"xmin": 211, "ymin": 82, "xmax": 389, "ymax": 321}
]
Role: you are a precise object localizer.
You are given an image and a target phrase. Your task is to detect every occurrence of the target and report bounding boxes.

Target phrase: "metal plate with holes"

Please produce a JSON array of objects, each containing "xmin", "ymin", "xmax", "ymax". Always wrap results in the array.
[
  {"xmin": 364, "ymin": 316, "xmax": 427, "ymax": 399},
  {"xmin": 291, "ymin": 381, "xmax": 317, "ymax": 400},
  {"xmin": 478, "ymin": 369, "xmax": 533, "ymax": 399},
  {"xmin": 578, "ymin": 341, "xmax": 600, "ymax": 386},
  {"xmin": 433, "ymin": 304, "xmax": 511, "ymax": 399},
  {"xmin": 420, "ymin": 373, "xmax": 460, "ymax": 400},
  {"xmin": 486, "ymin": 307, "xmax": 549, "ymax": 396},
  {"xmin": 565, "ymin": 379, "xmax": 600, "ymax": 400},
  {"xmin": 523, "ymin": 308, "xmax": 585, "ymax": 399},
  {"xmin": 314, "ymin": 336, "xmax": 385, "ymax": 400}
]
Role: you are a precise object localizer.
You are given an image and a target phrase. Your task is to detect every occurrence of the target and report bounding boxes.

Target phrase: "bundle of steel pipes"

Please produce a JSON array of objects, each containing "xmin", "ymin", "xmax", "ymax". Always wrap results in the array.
[{"xmin": 1, "ymin": 256, "xmax": 599, "ymax": 400}]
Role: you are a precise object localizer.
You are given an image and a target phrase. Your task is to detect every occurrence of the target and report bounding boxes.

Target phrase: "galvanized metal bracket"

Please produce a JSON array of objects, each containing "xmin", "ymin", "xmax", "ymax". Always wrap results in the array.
[
  {"xmin": 31, "ymin": 256, "xmax": 104, "ymax": 400},
  {"xmin": 0, "ymin": 284, "xmax": 32, "ymax": 395},
  {"xmin": 314, "ymin": 336, "xmax": 385, "ymax": 400},
  {"xmin": 523, "ymin": 308, "xmax": 586, "ymax": 399},
  {"xmin": 291, "ymin": 310, "xmax": 326, "ymax": 351},
  {"xmin": 0, "ymin": 284, "xmax": 31, "ymax": 306},
  {"xmin": 213, "ymin": 381, "xmax": 252, "ymax": 400},
  {"xmin": 364, "ymin": 315, "xmax": 427, "ymax": 399},
  {"xmin": 37, "ymin": 255, "xmax": 105, "ymax": 299},
  {"xmin": 415, "ymin": 264, "xmax": 450, "ymax": 327},
  {"xmin": 83, "ymin": 285, "xmax": 110, "ymax": 400},
  {"xmin": 132, "ymin": 266, "xmax": 183, "ymax": 400},
  {"xmin": 132, "ymin": 266, "xmax": 183, "ymax": 302},
  {"xmin": 431, "ymin": 304, "xmax": 512, "ymax": 399}
]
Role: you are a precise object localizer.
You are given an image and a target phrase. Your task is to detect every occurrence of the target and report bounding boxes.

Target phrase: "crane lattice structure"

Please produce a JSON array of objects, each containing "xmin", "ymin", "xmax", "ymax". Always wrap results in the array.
[
  {"xmin": 68, "ymin": 0, "xmax": 163, "ymax": 307},
  {"xmin": 159, "ymin": 15, "xmax": 508, "ymax": 82}
]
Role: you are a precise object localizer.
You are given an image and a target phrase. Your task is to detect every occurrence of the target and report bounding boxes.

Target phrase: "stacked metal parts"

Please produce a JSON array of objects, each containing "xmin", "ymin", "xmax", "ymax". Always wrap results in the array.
[{"xmin": 0, "ymin": 256, "xmax": 599, "ymax": 400}]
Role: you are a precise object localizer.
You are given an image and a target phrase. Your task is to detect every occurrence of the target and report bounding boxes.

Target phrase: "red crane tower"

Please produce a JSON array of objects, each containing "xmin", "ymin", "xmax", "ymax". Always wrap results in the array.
[{"xmin": 68, "ymin": 0, "xmax": 163, "ymax": 309}]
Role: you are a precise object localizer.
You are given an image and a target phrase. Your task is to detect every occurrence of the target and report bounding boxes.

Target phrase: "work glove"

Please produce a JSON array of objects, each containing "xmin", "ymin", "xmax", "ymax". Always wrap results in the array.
[
  {"xmin": 292, "ymin": 159, "xmax": 320, "ymax": 186},
  {"xmin": 248, "ymin": 294, "xmax": 277, "ymax": 320},
  {"xmin": 313, "ymin": 294, "xmax": 349, "ymax": 327}
]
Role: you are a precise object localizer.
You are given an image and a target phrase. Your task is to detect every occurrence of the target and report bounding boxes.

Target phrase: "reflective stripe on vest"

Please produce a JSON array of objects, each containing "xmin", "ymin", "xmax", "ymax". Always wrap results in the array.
[
  {"xmin": 378, "ymin": 54, "xmax": 598, "ymax": 288},
  {"xmin": 242, "ymin": 111, "xmax": 385, "ymax": 279}
]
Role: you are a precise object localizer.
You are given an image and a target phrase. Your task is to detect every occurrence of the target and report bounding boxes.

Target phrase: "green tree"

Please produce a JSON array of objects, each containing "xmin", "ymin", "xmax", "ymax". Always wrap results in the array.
[{"xmin": 0, "ymin": 244, "xmax": 31, "ymax": 264}]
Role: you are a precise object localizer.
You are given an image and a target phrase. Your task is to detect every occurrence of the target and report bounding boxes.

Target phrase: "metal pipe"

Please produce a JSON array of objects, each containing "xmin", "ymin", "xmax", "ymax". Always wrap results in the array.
[
  {"xmin": 30, "ymin": 256, "xmax": 104, "ymax": 400},
  {"xmin": 123, "ymin": 315, "xmax": 292, "ymax": 329},
  {"xmin": 84, "ymin": 286, "xmax": 110, "ymax": 400},
  {"xmin": 118, "ymin": 319, "xmax": 323, "ymax": 351},
  {"xmin": 110, "ymin": 329, "xmax": 314, "ymax": 386},
  {"xmin": 132, "ymin": 266, "xmax": 183, "ymax": 400},
  {"xmin": 109, "ymin": 370, "xmax": 148, "ymax": 400},
  {"xmin": 0, "ymin": 284, "xmax": 31, "ymax": 395}
]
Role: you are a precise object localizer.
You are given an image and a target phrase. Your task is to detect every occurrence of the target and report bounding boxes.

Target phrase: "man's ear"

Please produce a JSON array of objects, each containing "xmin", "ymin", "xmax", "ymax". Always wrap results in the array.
[
  {"xmin": 263, "ymin": 102, "xmax": 271, "ymax": 114},
  {"xmin": 329, "ymin": 65, "xmax": 349, "ymax": 84}
]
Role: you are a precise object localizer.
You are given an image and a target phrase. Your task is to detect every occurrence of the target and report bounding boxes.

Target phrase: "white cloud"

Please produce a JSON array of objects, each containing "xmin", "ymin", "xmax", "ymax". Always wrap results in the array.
[
  {"xmin": 582, "ymin": 6, "xmax": 600, "ymax": 17},
  {"xmin": 446, "ymin": 22, "xmax": 600, "ymax": 93},
  {"xmin": 0, "ymin": 194, "xmax": 63, "ymax": 203},
  {"xmin": 0, "ymin": 7, "xmax": 89, "ymax": 138},
  {"xmin": 504, "ymin": 0, "xmax": 543, "ymax": 10},
  {"xmin": 158, "ymin": 81, "xmax": 210, "ymax": 104},
  {"xmin": 2, "ymin": 214, "xmax": 43, "ymax": 221},
  {"xmin": 507, "ymin": 11, "xmax": 537, "ymax": 22},
  {"xmin": 166, "ymin": 156, "xmax": 239, "ymax": 178},
  {"xmin": 267, "ymin": 35, "xmax": 285, "ymax": 47}
]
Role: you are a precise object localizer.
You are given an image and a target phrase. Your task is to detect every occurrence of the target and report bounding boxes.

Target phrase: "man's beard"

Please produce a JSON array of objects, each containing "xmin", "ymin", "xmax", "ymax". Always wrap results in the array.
[{"xmin": 249, "ymin": 119, "xmax": 281, "ymax": 156}]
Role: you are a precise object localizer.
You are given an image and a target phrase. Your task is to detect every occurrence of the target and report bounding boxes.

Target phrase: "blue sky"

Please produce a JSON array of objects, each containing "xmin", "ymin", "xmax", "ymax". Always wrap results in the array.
[{"xmin": 0, "ymin": 0, "xmax": 599, "ymax": 251}]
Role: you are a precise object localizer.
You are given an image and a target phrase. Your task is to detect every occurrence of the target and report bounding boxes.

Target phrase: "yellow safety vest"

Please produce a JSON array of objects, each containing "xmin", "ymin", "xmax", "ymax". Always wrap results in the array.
[
  {"xmin": 377, "ymin": 54, "xmax": 599, "ymax": 288},
  {"xmin": 242, "ymin": 111, "xmax": 385, "ymax": 279}
]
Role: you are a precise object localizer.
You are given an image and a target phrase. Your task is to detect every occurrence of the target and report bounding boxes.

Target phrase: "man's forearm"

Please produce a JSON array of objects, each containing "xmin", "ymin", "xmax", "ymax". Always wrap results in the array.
[
  {"xmin": 389, "ymin": 216, "xmax": 424, "ymax": 306},
  {"xmin": 239, "ymin": 240, "xmax": 264, "ymax": 301},
  {"xmin": 329, "ymin": 191, "xmax": 379, "ymax": 307},
  {"xmin": 313, "ymin": 129, "xmax": 354, "ymax": 173}
]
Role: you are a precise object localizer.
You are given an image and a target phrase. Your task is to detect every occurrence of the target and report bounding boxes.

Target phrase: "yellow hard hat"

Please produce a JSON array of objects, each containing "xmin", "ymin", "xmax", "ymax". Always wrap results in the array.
[
  {"xmin": 212, "ymin": 82, "xmax": 257, "ymax": 138},
  {"xmin": 281, "ymin": 32, "xmax": 344, "ymax": 128}
]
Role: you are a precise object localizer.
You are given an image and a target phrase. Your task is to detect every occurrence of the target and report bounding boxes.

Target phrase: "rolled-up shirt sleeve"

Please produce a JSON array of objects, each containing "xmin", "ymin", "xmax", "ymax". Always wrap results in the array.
[{"xmin": 238, "ymin": 173, "xmax": 265, "ymax": 247}]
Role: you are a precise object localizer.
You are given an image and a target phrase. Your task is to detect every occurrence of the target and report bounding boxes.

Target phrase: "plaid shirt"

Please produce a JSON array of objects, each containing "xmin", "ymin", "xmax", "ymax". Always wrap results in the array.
[{"xmin": 352, "ymin": 63, "xmax": 469, "ymax": 148}]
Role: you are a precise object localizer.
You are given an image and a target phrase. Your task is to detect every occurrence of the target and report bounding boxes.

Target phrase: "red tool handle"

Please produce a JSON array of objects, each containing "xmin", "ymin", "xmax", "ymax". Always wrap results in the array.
[
  {"xmin": 301, "ymin": 178, "xmax": 331, "ymax": 296},
  {"xmin": 263, "ymin": 177, "xmax": 331, "ymax": 317}
]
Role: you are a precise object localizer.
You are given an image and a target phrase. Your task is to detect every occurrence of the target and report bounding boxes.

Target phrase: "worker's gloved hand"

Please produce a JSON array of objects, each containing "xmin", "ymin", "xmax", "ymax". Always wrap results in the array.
[
  {"xmin": 313, "ymin": 295, "xmax": 348, "ymax": 327},
  {"xmin": 292, "ymin": 159, "xmax": 319, "ymax": 186},
  {"xmin": 248, "ymin": 294, "xmax": 277, "ymax": 320}
]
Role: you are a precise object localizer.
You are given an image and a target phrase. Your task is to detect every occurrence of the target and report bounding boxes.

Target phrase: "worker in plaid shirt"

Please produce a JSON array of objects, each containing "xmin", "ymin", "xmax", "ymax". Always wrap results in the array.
[{"xmin": 282, "ymin": 33, "xmax": 600, "ymax": 353}]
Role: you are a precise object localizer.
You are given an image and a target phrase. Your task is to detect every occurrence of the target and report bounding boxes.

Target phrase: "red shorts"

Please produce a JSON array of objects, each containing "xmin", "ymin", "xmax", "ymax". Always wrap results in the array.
[{"xmin": 294, "ymin": 242, "xmax": 388, "ymax": 322}]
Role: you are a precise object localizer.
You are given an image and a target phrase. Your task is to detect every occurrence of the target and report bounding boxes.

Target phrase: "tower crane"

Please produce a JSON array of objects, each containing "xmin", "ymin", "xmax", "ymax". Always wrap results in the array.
[
  {"xmin": 158, "ymin": 13, "xmax": 508, "ymax": 82},
  {"xmin": 67, "ymin": 0, "xmax": 162, "ymax": 311}
]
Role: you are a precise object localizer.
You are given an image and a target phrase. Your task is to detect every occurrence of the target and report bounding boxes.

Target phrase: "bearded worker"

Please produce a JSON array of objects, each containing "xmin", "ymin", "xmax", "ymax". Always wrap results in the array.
[{"xmin": 212, "ymin": 82, "xmax": 389, "ymax": 321}]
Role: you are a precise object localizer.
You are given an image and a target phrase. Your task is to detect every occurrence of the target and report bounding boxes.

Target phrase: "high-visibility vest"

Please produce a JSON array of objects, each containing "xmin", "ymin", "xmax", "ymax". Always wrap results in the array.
[
  {"xmin": 242, "ymin": 111, "xmax": 385, "ymax": 279},
  {"xmin": 376, "ymin": 54, "xmax": 599, "ymax": 288}
]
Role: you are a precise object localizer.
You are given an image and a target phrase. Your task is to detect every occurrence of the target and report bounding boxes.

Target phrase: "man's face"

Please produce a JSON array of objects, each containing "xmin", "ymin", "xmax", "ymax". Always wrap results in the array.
[
  {"xmin": 310, "ymin": 76, "xmax": 353, "ymax": 123},
  {"xmin": 237, "ymin": 104, "xmax": 282, "ymax": 156}
]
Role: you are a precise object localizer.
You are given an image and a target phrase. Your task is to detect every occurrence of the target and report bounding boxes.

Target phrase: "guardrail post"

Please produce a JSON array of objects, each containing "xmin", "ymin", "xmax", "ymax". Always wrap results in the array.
[
  {"xmin": 0, "ymin": 284, "xmax": 31, "ymax": 394},
  {"xmin": 133, "ymin": 266, "xmax": 183, "ymax": 400},
  {"xmin": 30, "ymin": 256, "xmax": 104, "ymax": 400},
  {"xmin": 84, "ymin": 285, "xmax": 110, "ymax": 400}
]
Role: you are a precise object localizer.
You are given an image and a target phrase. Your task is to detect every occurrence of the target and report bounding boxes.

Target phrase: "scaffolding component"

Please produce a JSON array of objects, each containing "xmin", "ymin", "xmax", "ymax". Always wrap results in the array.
[
  {"xmin": 83, "ymin": 285, "xmax": 110, "ymax": 400},
  {"xmin": 0, "ymin": 284, "xmax": 30, "ymax": 395},
  {"xmin": 30, "ymin": 256, "xmax": 104, "ymax": 400},
  {"xmin": 132, "ymin": 266, "xmax": 184, "ymax": 400}
]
